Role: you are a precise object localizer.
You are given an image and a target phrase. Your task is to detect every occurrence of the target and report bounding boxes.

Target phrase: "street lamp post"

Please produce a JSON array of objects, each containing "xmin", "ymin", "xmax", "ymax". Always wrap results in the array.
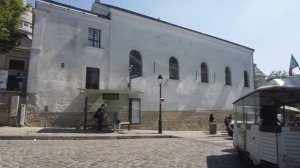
[
  {"xmin": 128, "ymin": 65, "xmax": 133, "ymax": 90},
  {"xmin": 157, "ymin": 74, "xmax": 163, "ymax": 134}
]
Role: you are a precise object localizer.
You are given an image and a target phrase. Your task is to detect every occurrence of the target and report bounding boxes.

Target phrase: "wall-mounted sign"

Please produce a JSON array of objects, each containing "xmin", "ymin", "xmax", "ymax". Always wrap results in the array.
[
  {"xmin": 0, "ymin": 70, "xmax": 8, "ymax": 89},
  {"xmin": 102, "ymin": 93, "xmax": 119, "ymax": 100}
]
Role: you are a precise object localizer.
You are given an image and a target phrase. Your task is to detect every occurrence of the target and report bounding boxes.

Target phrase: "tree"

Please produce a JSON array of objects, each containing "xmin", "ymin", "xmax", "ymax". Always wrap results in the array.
[
  {"xmin": 0, "ymin": 0, "xmax": 29, "ymax": 53},
  {"xmin": 266, "ymin": 70, "xmax": 289, "ymax": 82}
]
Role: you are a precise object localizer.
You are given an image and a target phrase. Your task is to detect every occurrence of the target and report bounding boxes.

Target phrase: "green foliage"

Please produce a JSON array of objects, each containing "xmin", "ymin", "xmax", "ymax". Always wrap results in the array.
[
  {"xmin": 0, "ymin": 0, "xmax": 29, "ymax": 52},
  {"xmin": 266, "ymin": 70, "xmax": 289, "ymax": 82}
]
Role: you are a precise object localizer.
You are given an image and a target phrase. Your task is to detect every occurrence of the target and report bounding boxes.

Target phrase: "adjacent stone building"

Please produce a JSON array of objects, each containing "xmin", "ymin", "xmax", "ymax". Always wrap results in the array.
[
  {"xmin": 254, "ymin": 64, "xmax": 267, "ymax": 88},
  {"xmin": 27, "ymin": 0, "xmax": 255, "ymax": 130},
  {"xmin": 0, "ymin": 0, "xmax": 32, "ymax": 126}
]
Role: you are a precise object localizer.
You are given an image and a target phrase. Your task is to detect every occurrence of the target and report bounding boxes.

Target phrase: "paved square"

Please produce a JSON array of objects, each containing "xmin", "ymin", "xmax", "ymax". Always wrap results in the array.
[{"xmin": 0, "ymin": 138, "xmax": 249, "ymax": 168}]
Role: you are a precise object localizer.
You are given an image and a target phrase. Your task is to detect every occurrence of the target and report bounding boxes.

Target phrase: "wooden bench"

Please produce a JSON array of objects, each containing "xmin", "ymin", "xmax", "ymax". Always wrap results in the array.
[{"xmin": 118, "ymin": 122, "xmax": 131, "ymax": 132}]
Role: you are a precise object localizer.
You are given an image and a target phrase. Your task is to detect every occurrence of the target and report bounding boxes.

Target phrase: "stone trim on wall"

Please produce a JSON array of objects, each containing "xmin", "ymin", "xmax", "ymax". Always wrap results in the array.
[
  {"xmin": 140, "ymin": 110, "xmax": 233, "ymax": 131},
  {"xmin": 25, "ymin": 109, "xmax": 234, "ymax": 131}
]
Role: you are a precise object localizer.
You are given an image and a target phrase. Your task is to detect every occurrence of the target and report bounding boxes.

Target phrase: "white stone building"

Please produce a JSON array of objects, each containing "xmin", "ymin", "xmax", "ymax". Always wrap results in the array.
[{"xmin": 27, "ymin": 0, "xmax": 255, "ymax": 130}]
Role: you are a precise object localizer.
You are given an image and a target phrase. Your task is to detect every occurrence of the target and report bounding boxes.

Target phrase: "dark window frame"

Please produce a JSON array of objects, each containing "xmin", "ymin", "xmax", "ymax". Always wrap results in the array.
[
  {"xmin": 169, "ymin": 57, "xmax": 179, "ymax": 80},
  {"xmin": 201, "ymin": 62, "xmax": 208, "ymax": 83},
  {"xmin": 88, "ymin": 28, "xmax": 101, "ymax": 48},
  {"xmin": 244, "ymin": 71, "xmax": 249, "ymax": 87},
  {"xmin": 85, "ymin": 67, "xmax": 100, "ymax": 89},
  {"xmin": 225, "ymin": 67, "xmax": 232, "ymax": 85},
  {"xmin": 129, "ymin": 50, "xmax": 143, "ymax": 78},
  {"xmin": 9, "ymin": 59, "xmax": 25, "ymax": 70}
]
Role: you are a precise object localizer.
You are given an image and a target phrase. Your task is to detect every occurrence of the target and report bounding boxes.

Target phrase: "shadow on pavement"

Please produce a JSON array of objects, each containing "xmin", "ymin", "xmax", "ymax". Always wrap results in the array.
[
  {"xmin": 206, "ymin": 149, "xmax": 251, "ymax": 168},
  {"xmin": 224, "ymin": 137, "xmax": 233, "ymax": 140},
  {"xmin": 37, "ymin": 128, "xmax": 114, "ymax": 134},
  {"xmin": 131, "ymin": 132, "xmax": 158, "ymax": 135},
  {"xmin": 203, "ymin": 131, "xmax": 229, "ymax": 135},
  {"xmin": 221, "ymin": 148, "xmax": 236, "ymax": 154}
]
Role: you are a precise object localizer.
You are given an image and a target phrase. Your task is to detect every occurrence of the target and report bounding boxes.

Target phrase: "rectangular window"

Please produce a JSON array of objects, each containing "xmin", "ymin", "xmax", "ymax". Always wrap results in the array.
[
  {"xmin": 9, "ymin": 60, "xmax": 25, "ymax": 70},
  {"xmin": 86, "ymin": 67, "xmax": 100, "ymax": 89},
  {"xmin": 88, "ymin": 28, "xmax": 101, "ymax": 48},
  {"xmin": 102, "ymin": 93, "xmax": 119, "ymax": 100},
  {"xmin": 245, "ymin": 107, "xmax": 259, "ymax": 124}
]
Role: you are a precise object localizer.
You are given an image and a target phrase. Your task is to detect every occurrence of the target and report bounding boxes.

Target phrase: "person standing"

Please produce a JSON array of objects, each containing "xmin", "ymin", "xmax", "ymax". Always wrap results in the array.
[
  {"xmin": 209, "ymin": 114, "xmax": 214, "ymax": 123},
  {"xmin": 224, "ymin": 116, "xmax": 229, "ymax": 129},
  {"xmin": 228, "ymin": 114, "xmax": 232, "ymax": 121},
  {"xmin": 112, "ymin": 112, "xmax": 120, "ymax": 133},
  {"xmin": 209, "ymin": 113, "xmax": 216, "ymax": 134},
  {"xmin": 96, "ymin": 104, "xmax": 105, "ymax": 131}
]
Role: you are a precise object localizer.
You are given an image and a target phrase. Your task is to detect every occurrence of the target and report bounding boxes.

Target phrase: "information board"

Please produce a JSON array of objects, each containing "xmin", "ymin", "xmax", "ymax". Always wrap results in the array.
[
  {"xmin": 0, "ymin": 70, "xmax": 8, "ymax": 89},
  {"xmin": 130, "ymin": 98, "xmax": 140, "ymax": 124}
]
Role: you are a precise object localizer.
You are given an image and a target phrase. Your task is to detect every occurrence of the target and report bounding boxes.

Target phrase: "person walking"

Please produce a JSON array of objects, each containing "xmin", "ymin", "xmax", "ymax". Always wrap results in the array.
[{"xmin": 96, "ymin": 104, "xmax": 105, "ymax": 131}]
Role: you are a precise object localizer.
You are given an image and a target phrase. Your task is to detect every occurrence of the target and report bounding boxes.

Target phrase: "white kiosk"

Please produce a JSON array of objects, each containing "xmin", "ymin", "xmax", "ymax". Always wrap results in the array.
[{"xmin": 233, "ymin": 79, "xmax": 300, "ymax": 167}]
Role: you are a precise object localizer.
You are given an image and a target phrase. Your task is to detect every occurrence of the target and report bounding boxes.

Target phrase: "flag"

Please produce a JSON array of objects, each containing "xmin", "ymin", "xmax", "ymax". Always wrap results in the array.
[{"xmin": 289, "ymin": 54, "xmax": 299, "ymax": 76}]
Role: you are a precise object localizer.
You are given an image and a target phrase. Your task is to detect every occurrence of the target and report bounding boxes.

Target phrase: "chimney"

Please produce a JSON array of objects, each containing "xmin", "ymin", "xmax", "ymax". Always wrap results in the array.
[{"xmin": 92, "ymin": 0, "xmax": 109, "ymax": 16}]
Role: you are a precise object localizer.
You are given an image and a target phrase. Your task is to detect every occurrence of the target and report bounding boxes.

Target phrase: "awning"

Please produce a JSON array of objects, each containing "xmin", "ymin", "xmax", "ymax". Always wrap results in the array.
[{"xmin": 233, "ymin": 86, "xmax": 300, "ymax": 106}]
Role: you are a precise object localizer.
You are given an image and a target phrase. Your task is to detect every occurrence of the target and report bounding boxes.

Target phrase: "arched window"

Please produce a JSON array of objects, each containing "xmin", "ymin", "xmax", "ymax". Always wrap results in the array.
[
  {"xmin": 244, "ymin": 71, "xmax": 249, "ymax": 87},
  {"xmin": 201, "ymin": 62, "xmax": 208, "ymax": 83},
  {"xmin": 169, "ymin": 57, "xmax": 179, "ymax": 80},
  {"xmin": 129, "ymin": 50, "xmax": 142, "ymax": 78},
  {"xmin": 225, "ymin": 67, "xmax": 232, "ymax": 85}
]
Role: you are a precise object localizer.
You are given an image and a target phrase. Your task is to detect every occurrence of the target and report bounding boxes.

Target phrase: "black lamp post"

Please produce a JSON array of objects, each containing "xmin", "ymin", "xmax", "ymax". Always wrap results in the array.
[
  {"xmin": 128, "ymin": 65, "xmax": 133, "ymax": 90},
  {"xmin": 157, "ymin": 74, "xmax": 163, "ymax": 134}
]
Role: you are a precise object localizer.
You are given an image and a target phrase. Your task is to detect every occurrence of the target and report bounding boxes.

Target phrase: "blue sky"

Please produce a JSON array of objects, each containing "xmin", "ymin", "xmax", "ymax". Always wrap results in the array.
[{"xmin": 27, "ymin": 0, "xmax": 300, "ymax": 76}]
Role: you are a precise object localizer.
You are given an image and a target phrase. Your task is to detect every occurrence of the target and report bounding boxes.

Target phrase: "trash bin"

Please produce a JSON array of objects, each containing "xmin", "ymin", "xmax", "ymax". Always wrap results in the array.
[{"xmin": 209, "ymin": 123, "xmax": 217, "ymax": 134}]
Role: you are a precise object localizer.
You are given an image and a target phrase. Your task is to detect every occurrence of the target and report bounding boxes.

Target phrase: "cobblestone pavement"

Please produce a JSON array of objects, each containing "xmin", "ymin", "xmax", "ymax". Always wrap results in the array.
[{"xmin": 0, "ymin": 138, "xmax": 249, "ymax": 168}]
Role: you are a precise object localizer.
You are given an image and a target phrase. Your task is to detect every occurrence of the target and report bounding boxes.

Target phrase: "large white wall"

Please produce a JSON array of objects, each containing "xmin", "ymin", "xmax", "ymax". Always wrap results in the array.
[
  {"xmin": 108, "ymin": 9, "xmax": 254, "ymax": 111},
  {"xmin": 29, "ymin": 1, "xmax": 254, "ymax": 113},
  {"xmin": 28, "ymin": 1, "xmax": 110, "ymax": 112}
]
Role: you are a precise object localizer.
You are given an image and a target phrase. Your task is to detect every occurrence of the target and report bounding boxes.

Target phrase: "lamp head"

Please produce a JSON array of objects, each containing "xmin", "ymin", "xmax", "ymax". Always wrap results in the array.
[{"xmin": 157, "ymin": 74, "xmax": 163, "ymax": 84}]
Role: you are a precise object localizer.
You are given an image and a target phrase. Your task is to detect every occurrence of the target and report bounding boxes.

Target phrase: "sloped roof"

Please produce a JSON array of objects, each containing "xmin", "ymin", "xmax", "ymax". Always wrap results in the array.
[
  {"xmin": 40, "ymin": 0, "xmax": 255, "ymax": 52},
  {"xmin": 98, "ymin": 2, "xmax": 255, "ymax": 52}
]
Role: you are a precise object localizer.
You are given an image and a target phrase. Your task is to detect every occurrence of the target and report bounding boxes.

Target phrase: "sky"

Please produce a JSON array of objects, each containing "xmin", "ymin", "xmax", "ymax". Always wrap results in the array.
[{"xmin": 27, "ymin": 0, "xmax": 300, "ymax": 76}]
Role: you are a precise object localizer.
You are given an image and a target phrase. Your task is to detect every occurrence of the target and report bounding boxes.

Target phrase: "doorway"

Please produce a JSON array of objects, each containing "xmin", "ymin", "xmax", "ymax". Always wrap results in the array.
[{"xmin": 129, "ymin": 98, "xmax": 141, "ymax": 124}]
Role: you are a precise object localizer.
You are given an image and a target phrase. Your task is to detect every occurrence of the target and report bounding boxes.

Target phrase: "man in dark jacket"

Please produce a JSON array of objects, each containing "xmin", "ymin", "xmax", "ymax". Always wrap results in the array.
[{"xmin": 96, "ymin": 104, "xmax": 105, "ymax": 131}]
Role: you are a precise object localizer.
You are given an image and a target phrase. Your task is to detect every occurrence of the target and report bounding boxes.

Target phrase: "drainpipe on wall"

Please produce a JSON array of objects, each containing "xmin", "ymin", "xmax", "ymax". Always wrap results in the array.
[
  {"xmin": 24, "ymin": 95, "xmax": 28, "ymax": 126},
  {"xmin": 83, "ymin": 96, "xmax": 88, "ymax": 131}
]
